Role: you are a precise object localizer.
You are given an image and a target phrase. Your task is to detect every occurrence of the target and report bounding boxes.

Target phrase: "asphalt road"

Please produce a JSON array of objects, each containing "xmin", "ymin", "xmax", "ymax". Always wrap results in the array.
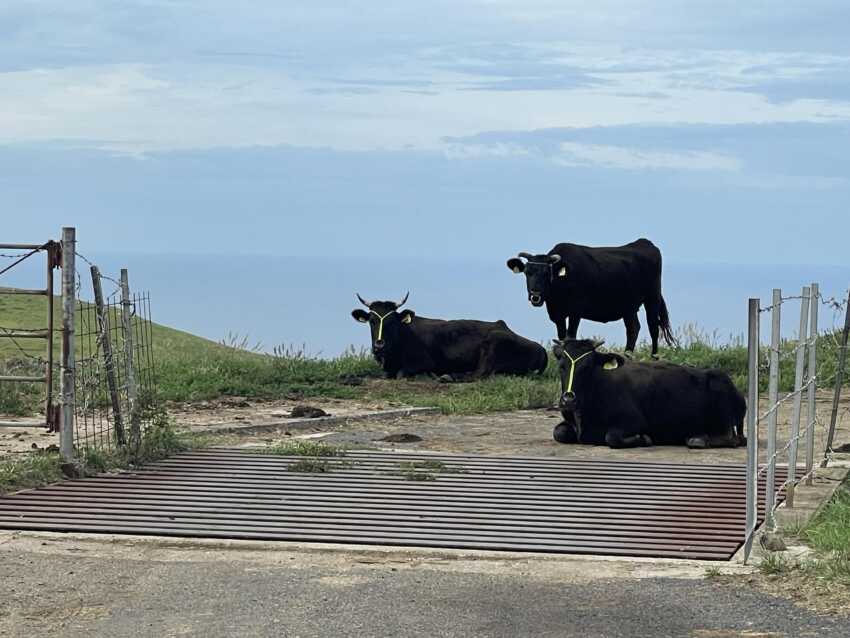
[{"xmin": 1, "ymin": 537, "xmax": 848, "ymax": 638}]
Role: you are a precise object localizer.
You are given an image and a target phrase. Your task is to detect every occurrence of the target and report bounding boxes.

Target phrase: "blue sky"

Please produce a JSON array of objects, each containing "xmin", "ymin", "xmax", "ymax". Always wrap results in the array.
[{"xmin": 2, "ymin": 1, "xmax": 850, "ymax": 264}]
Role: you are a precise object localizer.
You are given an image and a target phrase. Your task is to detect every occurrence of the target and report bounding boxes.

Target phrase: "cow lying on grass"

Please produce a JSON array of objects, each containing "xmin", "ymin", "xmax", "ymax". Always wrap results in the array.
[
  {"xmin": 351, "ymin": 292, "xmax": 548, "ymax": 380},
  {"xmin": 551, "ymin": 339, "xmax": 746, "ymax": 449}
]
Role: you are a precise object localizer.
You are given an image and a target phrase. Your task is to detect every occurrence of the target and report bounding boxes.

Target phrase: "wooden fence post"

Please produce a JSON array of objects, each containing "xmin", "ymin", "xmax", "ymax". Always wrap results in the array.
[
  {"xmin": 120, "ymin": 269, "xmax": 140, "ymax": 450},
  {"xmin": 91, "ymin": 265, "xmax": 125, "ymax": 446}
]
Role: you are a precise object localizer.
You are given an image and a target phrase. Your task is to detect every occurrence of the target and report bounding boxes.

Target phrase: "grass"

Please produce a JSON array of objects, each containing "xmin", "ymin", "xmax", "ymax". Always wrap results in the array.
[
  {"xmin": 286, "ymin": 459, "xmax": 331, "ymax": 473},
  {"xmin": 3, "ymin": 294, "xmax": 849, "ymax": 418},
  {"xmin": 258, "ymin": 440, "xmax": 347, "ymax": 457},
  {"xmin": 797, "ymin": 486, "xmax": 850, "ymax": 583},
  {"xmin": 754, "ymin": 483, "xmax": 850, "ymax": 593},
  {"xmin": 759, "ymin": 552, "xmax": 791, "ymax": 576}
]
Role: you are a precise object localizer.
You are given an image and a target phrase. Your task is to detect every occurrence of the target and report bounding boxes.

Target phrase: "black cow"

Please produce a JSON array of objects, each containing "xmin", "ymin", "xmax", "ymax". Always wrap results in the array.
[
  {"xmin": 506, "ymin": 238, "xmax": 675, "ymax": 357},
  {"xmin": 551, "ymin": 339, "xmax": 746, "ymax": 449},
  {"xmin": 350, "ymin": 292, "xmax": 548, "ymax": 379}
]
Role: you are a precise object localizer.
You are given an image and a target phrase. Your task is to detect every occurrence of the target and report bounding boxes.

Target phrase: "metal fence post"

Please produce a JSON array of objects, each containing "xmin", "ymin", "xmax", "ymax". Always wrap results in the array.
[
  {"xmin": 743, "ymin": 298, "xmax": 760, "ymax": 563},
  {"xmin": 120, "ymin": 269, "xmax": 140, "ymax": 450},
  {"xmin": 764, "ymin": 289, "xmax": 781, "ymax": 530},
  {"xmin": 786, "ymin": 286, "xmax": 811, "ymax": 508},
  {"xmin": 90, "ymin": 265, "xmax": 125, "ymax": 446},
  {"xmin": 804, "ymin": 283, "xmax": 819, "ymax": 485},
  {"xmin": 59, "ymin": 227, "xmax": 76, "ymax": 463},
  {"xmin": 823, "ymin": 287, "xmax": 850, "ymax": 467}
]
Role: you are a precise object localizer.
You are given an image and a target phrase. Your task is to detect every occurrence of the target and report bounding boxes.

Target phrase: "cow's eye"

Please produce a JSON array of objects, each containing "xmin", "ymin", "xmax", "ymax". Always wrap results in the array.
[{"xmin": 557, "ymin": 266, "xmax": 567, "ymax": 277}]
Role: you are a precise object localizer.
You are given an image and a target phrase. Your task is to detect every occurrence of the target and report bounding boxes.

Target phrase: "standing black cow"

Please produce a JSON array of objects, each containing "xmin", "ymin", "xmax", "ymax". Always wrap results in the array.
[
  {"xmin": 506, "ymin": 238, "xmax": 675, "ymax": 357},
  {"xmin": 550, "ymin": 338, "xmax": 746, "ymax": 449},
  {"xmin": 351, "ymin": 292, "xmax": 548, "ymax": 379}
]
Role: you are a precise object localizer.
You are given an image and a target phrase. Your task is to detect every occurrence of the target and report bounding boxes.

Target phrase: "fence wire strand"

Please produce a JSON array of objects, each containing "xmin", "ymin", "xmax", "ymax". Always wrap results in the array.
[{"xmin": 750, "ymin": 287, "xmax": 850, "ymax": 545}]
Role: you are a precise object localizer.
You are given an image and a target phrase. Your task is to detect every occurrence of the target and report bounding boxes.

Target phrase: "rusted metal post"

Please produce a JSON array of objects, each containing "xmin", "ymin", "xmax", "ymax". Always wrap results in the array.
[
  {"xmin": 120, "ymin": 269, "xmax": 140, "ymax": 450},
  {"xmin": 743, "ymin": 298, "xmax": 760, "ymax": 563},
  {"xmin": 764, "ymin": 289, "xmax": 781, "ymax": 530},
  {"xmin": 805, "ymin": 283, "xmax": 819, "ymax": 485},
  {"xmin": 59, "ymin": 227, "xmax": 76, "ymax": 462},
  {"xmin": 90, "ymin": 265, "xmax": 125, "ymax": 446},
  {"xmin": 786, "ymin": 286, "xmax": 811, "ymax": 508},
  {"xmin": 824, "ymin": 288, "xmax": 850, "ymax": 467}
]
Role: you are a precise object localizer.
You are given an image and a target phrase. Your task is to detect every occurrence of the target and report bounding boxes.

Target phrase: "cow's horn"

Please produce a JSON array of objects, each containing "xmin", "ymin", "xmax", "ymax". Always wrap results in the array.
[
  {"xmin": 356, "ymin": 293, "xmax": 371, "ymax": 308},
  {"xmin": 549, "ymin": 254, "xmax": 562, "ymax": 264},
  {"xmin": 396, "ymin": 291, "xmax": 410, "ymax": 309},
  {"xmin": 591, "ymin": 339, "xmax": 606, "ymax": 350},
  {"xmin": 517, "ymin": 252, "xmax": 533, "ymax": 260}
]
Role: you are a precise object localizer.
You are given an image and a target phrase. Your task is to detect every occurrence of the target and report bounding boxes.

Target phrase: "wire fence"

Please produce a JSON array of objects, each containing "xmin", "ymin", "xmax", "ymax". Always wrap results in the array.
[
  {"xmin": 743, "ymin": 284, "xmax": 850, "ymax": 563},
  {"xmin": 74, "ymin": 282, "xmax": 157, "ymax": 453}
]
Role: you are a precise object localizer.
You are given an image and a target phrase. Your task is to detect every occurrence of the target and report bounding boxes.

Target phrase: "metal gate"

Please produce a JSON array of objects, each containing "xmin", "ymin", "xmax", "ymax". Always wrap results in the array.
[{"xmin": 0, "ymin": 240, "xmax": 62, "ymax": 430}]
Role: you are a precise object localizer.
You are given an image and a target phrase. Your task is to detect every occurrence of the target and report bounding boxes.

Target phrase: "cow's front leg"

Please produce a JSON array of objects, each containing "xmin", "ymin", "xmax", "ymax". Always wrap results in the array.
[
  {"xmin": 553, "ymin": 420, "xmax": 578, "ymax": 444},
  {"xmin": 605, "ymin": 428, "xmax": 653, "ymax": 449},
  {"xmin": 566, "ymin": 316, "xmax": 581, "ymax": 339},
  {"xmin": 553, "ymin": 317, "xmax": 567, "ymax": 340}
]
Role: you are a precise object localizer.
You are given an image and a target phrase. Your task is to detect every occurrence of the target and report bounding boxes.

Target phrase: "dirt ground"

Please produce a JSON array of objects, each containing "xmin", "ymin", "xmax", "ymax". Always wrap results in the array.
[
  {"xmin": 3, "ymin": 390, "xmax": 850, "ymax": 465},
  {"xmin": 0, "ymin": 395, "xmax": 401, "ymax": 457},
  {"xmin": 216, "ymin": 390, "xmax": 850, "ymax": 468}
]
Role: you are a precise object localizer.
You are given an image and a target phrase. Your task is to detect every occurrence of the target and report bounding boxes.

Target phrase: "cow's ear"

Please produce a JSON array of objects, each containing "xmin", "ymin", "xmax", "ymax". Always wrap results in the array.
[
  {"xmin": 599, "ymin": 353, "xmax": 626, "ymax": 371},
  {"xmin": 551, "ymin": 341, "xmax": 564, "ymax": 359},
  {"xmin": 506, "ymin": 258, "xmax": 525, "ymax": 274},
  {"xmin": 399, "ymin": 309, "xmax": 415, "ymax": 325},
  {"xmin": 351, "ymin": 309, "xmax": 370, "ymax": 323}
]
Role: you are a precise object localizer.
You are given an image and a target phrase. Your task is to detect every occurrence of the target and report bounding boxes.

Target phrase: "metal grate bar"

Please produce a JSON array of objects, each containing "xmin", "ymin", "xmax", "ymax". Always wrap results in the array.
[{"xmin": 0, "ymin": 450, "xmax": 784, "ymax": 560}]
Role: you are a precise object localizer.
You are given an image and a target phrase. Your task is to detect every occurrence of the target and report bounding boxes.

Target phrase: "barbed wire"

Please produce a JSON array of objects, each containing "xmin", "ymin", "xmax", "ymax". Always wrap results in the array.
[{"xmin": 760, "ymin": 290, "xmax": 849, "ymax": 314}]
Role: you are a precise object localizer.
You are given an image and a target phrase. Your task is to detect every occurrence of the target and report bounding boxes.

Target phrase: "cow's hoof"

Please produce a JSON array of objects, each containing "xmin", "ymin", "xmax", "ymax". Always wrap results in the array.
[
  {"xmin": 623, "ymin": 350, "xmax": 634, "ymax": 359},
  {"xmin": 553, "ymin": 423, "xmax": 577, "ymax": 444},
  {"xmin": 651, "ymin": 354, "xmax": 660, "ymax": 361},
  {"xmin": 737, "ymin": 435, "xmax": 748, "ymax": 447},
  {"xmin": 639, "ymin": 434, "xmax": 653, "ymax": 447},
  {"xmin": 686, "ymin": 436, "xmax": 709, "ymax": 449},
  {"xmin": 437, "ymin": 374, "xmax": 454, "ymax": 383}
]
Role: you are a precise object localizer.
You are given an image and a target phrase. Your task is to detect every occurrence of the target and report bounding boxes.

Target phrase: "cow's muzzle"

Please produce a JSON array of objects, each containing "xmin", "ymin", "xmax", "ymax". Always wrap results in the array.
[
  {"xmin": 529, "ymin": 292, "xmax": 544, "ymax": 307},
  {"xmin": 559, "ymin": 391, "xmax": 576, "ymax": 411},
  {"xmin": 372, "ymin": 339, "xmax": 386, "ymax": 354}
]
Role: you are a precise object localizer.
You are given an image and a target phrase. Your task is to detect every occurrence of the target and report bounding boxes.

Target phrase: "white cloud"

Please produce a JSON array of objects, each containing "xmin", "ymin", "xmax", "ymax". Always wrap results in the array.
[{"xmin": 555, "ymin": 142, "xmax": 740, "ymax": 171}]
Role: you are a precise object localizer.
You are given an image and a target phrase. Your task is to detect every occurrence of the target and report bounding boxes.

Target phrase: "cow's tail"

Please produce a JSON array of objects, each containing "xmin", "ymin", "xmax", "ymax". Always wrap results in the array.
[{"xmin": 658, "ymin": 294, "xmax": 677, "ymax": 347}]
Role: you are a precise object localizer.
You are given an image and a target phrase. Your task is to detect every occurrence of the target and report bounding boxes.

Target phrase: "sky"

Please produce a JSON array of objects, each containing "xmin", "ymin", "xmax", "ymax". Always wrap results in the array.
[{"xmin": 2, "ymin": 1, "xmax": 850, "ymax": 264}]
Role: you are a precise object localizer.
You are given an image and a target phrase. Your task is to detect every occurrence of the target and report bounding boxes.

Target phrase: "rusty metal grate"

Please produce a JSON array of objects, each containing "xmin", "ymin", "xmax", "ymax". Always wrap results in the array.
[{"xmin": 0, "ymin": 450, "xmax": 785, "ymax": 560}]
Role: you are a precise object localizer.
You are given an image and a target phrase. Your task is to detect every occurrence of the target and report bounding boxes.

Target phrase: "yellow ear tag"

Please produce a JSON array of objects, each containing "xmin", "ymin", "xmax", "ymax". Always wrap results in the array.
[
  {"xmin": 558, "ymin": 266, "xmax": 567, "ymax": 277},
  {"xmin": 357, "ymin": 316, "xmax": 369, "ymax": 323},
  {"xmin": 401, "ymin": 314, "xmax": 412, "ymax": 324},
  {"xmin": 603, "ymin": 359, "xmax": 619, "ymax": 370},
  {"xmin": 512, "ymin": 266, "xmax": 521, "ymax": 273}
]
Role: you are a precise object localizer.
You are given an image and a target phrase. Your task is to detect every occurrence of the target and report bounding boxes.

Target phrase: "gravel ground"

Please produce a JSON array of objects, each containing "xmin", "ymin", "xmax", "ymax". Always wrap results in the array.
[{"xmin": 2, "ymin": 533, "xmax": 849, "ymax": 638}]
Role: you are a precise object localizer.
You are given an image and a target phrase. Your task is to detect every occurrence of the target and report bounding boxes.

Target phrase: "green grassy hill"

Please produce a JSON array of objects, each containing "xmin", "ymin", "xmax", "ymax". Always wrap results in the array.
[{"xmin": 0, "ymin": 292, "xmax": 233, "ymax": 363}]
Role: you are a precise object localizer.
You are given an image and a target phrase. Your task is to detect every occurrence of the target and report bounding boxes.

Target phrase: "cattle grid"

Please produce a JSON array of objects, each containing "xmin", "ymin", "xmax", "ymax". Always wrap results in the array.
[{"xmin": 0, "ymin": 450, "xmax": 785, "ymax": 560}]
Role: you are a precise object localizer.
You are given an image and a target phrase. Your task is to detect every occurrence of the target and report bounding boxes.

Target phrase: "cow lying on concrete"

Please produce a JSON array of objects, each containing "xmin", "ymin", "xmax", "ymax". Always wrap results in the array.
[
  {"xmin": 551, "ymin": 339, "xmax": 745, "ymax": 449},
  {"xmin": 351, "ymin": 292, "xmax": 548, "ymax": 379}
]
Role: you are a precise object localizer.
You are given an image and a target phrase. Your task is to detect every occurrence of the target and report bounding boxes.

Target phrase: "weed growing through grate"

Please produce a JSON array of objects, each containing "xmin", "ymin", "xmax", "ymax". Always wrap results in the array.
[
  {"xmin": 391, "ymin": 459, "xmax": 462, "ymax": 481},
  {"xmin": 259, "ymin": 440, "xmax": 346, "ymax": 457},
  {"xmin": 287, "ymin": 459, "xmax": 331, "ymax": 473}
]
